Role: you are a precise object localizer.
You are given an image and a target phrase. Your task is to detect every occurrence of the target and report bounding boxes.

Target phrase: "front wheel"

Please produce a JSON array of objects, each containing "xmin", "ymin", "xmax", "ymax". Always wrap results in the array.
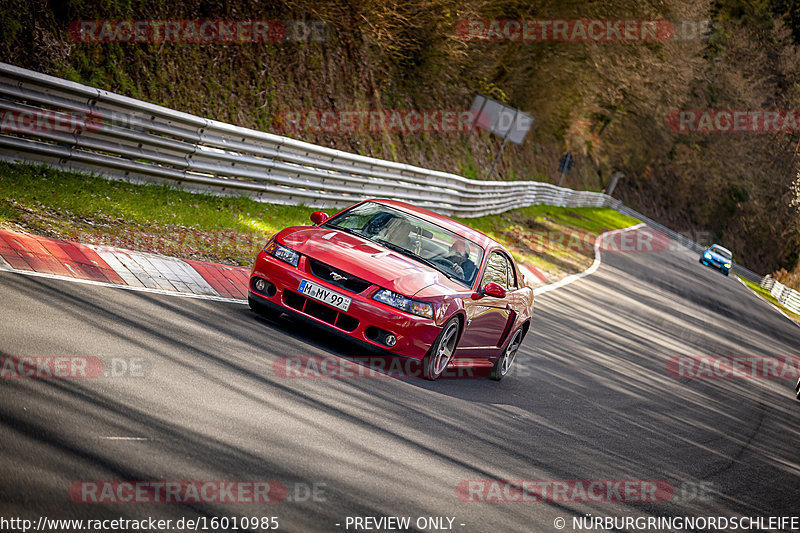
[
  {"xmin": 423, "ymin": 317, "xmax": 461, "ymax": 380},
  {"xmin": 490, "ymin": 328, "xmax": 525, "ymax": 381}
]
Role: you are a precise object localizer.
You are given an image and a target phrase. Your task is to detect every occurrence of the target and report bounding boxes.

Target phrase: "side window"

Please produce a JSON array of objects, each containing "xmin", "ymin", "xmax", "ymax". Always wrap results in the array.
[{"xmin": 482, "ymin": 252, "xmax": 509, "ymax": 289}]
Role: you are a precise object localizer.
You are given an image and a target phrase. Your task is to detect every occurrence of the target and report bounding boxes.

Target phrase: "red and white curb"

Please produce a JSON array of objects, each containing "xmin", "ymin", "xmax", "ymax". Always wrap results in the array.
[
  {"xmin": 0, "ymin": 230, "xmax": 249, "ymax": 303},
  {"xmin": 0, "ymin": 226, "xmax": 640, "ymax": 303}
]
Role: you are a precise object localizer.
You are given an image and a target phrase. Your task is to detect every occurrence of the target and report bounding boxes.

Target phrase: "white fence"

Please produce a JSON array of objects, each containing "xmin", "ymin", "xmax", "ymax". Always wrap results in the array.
[
  {"xmin": 0, "ymin": 62, "xmax": 620, "ymax": 218},
  {"xmin": 760, "ymin": 277, "xmax": 800, "ymax": 315}
]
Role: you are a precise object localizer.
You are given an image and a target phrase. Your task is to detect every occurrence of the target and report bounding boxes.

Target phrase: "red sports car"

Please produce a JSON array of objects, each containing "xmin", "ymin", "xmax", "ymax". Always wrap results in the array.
[{"xmin": 248, "ymin": 199, "xmax": 534, "ymax": 380}]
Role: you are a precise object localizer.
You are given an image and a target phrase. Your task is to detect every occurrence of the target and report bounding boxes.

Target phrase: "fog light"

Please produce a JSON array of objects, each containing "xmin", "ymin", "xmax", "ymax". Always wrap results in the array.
[
  {"xmin": 254, "ymin": 278, "xmax": 266, "ymax": 292},
  {"xmin": 385, "ymin": 334, "xmax": 397, "ymax": 347}
]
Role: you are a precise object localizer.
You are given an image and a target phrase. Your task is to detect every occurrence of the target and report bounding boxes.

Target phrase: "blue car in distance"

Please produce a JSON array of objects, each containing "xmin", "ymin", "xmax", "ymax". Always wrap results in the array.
[{"xmin": 700, "ymin": 244, "xmax": 733, "ymax": 276}]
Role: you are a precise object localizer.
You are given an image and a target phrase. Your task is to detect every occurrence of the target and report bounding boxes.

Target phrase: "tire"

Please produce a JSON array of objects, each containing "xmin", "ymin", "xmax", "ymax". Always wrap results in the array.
[
  {"xmin": 490, "ymin": 328, "xmax": 525, "ymax": 381},
  {"xmin": 423, "ymin": 317, "xmax": 461, "ymax": 380},
  {"xmin": 795, "ymin": 378, "xmax": 800, "ymax": 400}
]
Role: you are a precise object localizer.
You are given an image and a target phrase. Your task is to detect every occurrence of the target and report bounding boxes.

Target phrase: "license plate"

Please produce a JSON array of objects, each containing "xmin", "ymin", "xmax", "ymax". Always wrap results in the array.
[{"xmin": 298, "ymin": 280, "xmax": 351, "ymax": 312}]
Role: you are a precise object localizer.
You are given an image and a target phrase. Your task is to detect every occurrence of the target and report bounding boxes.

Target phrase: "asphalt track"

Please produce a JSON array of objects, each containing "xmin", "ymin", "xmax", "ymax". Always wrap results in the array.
[{"xmin": 1, "ymin": 230, "xmax": 799, "ymax": 532}]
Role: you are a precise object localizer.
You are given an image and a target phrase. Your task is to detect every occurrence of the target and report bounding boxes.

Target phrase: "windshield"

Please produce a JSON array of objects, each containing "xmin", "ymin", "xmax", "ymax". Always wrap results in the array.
[
  {"xmin": 710, "ymin": 246, "xmax": 732, "ymax": 259},
  {"xmin": 324, "ymin": 202, "xmax": 484, "ymax": 287}
]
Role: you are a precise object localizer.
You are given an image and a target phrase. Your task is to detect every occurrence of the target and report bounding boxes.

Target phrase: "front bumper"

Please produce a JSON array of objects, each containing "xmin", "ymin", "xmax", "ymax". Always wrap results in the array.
[
  {"xmin": 700, "ymin": 257, "xmax": 730, "ymax": 274},
  {"xmin": 249, "ymin": 250, "xmax": 442, "ymax": 359}
]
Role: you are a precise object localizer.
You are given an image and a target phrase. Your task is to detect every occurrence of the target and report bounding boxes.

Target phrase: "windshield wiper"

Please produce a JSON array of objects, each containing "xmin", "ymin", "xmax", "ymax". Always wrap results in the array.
[{"xmin": 373, "ymin": 238, "xmax": 461, "ymax": 283}]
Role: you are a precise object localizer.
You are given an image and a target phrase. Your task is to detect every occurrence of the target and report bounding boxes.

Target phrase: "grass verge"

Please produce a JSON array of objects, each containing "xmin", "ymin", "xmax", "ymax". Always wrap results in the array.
[
  {"xmin": 455, "ymin": 205, "xmax": 640, "ymax": 280},
  {"xmin": 738, "ymin": 276, "xmax": 800, "ymax": 325},
  {"xmin": 0, "ymin": 162, "xmax": 638, "ymax": 280}
]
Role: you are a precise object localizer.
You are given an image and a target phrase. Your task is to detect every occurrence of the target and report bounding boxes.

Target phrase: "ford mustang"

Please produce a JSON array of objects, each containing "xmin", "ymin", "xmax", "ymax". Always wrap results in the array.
[{"xmin": 248, "ymin": 199, "xmax": 534, "ymax": 380}]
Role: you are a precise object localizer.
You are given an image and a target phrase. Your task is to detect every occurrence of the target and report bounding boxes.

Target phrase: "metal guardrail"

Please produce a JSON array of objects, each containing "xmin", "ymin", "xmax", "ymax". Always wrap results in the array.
[
  {"xmin": 0, "ymin": 62, "xmax": 620, "ymax": 218},
  {"xmin": 0, "ymin": 62, "xmax": 776, "ymax": 288},
  {"xmin": 760, "ymin": 277, "xmax": 800, "ymax": 314}
]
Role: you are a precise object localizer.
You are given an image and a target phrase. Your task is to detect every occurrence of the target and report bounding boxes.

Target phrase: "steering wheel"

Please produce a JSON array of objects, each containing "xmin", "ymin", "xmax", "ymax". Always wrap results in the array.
[
  {"xmin": 430, "ymin": 255, "xmax": 464, "ymax": 279},
  {"xmin": 450, "ymin": 262, "xmax": 464, "ymax": 278}
]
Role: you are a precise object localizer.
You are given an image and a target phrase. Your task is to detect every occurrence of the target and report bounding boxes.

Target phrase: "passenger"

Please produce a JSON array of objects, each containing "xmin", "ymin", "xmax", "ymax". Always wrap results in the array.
[{"xmin": 382, "ymin": 218, "xmax": 414, "ymax": 250}]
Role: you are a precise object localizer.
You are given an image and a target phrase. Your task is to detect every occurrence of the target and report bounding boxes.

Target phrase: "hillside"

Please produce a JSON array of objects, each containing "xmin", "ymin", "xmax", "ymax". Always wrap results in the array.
[{"xmin": 2, "ymin": 0, "xmax": 800, "ymax": 279}]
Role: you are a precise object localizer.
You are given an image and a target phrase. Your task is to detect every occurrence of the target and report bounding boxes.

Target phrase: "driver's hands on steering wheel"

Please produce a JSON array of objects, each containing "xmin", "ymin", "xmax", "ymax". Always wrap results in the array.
[{"xmin": 450, "ymin": 261, "xmax": 464, "ymax": 278}]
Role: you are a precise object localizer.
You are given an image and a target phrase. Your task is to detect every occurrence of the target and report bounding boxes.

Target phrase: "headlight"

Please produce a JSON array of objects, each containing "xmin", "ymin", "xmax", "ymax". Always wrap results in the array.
[
  {"xmin": 724, "ymin": 262, "xmax": 732, "ymax": 268},
  {"xmin": 703, "ymin": 252, "xmax": 712, "ymax": 259},
  {"xmin": 373, "ymin": 289, "xmax": 434, "ymax": 319},
  {"xmin": 265, "ymin": 240, "xmax": 300, "ymax": 267}
]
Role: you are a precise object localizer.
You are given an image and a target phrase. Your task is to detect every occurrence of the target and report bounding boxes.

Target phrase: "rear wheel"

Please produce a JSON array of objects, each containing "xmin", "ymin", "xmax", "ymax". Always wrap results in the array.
[
  {"xmin": 423, "ymin": 317, "xmax": 460, "ymax": 380},
  {"xmin": 490, "ymin": 328, "xmax": 525, "ymax": 381}
]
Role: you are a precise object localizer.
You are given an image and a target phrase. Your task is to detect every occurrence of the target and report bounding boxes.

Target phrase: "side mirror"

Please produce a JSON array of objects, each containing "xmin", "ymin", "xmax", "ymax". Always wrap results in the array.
[
  {"xmin": 483, "ymin": 282, "xmax": 506, "ymax": 298},
  {"xmin": 472, "ymin": 282, "xmax": 506, "ymax": 299},
  {"xmin": 310, "ymin": 211, "xmax": 329, "ymax": 225}
]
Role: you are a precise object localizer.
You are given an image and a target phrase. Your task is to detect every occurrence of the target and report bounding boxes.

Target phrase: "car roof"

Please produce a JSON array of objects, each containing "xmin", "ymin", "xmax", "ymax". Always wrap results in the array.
[
  {"xmin": 363, "ymin": 199, "xmax": 500, "ymax": 250},
  {"xmin": 709, "ymin": 244, "xmax": 733, "ymax": 255}
]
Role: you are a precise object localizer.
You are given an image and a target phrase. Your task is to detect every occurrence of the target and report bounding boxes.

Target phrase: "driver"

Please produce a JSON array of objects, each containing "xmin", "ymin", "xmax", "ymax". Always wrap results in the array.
[{"xmin": 444, "ymin": 238, "xmax": 476, "ymax": 282}]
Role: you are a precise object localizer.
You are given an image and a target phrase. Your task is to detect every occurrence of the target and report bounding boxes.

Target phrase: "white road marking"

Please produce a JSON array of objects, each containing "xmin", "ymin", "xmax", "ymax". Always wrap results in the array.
[{"xmin": 533, "ymin": 224, "xmax": 645, "ymax": 296}]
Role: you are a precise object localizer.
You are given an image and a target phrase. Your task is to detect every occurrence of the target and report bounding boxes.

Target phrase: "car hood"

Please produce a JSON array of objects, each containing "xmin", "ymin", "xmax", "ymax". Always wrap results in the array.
[{"xmin": 279, "ymin": 227, "xmax": 467, "ymax": 296}]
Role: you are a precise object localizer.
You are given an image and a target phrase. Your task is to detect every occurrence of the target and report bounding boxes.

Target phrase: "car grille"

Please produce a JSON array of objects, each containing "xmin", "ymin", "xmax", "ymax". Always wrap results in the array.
[
  {"xmin": 307, "ymin": 258, "xmax": 372, "ymax": 294},
  {"xmin": 282, "ymin": 290, "xmax": 360, "ymax": 332}
]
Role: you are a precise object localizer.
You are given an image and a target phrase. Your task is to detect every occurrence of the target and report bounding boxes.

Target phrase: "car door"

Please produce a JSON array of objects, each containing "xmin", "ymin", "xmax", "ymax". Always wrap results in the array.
[{"xmin": 458, "ymin": 251, "xmax": 514, "ymax": 355}]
